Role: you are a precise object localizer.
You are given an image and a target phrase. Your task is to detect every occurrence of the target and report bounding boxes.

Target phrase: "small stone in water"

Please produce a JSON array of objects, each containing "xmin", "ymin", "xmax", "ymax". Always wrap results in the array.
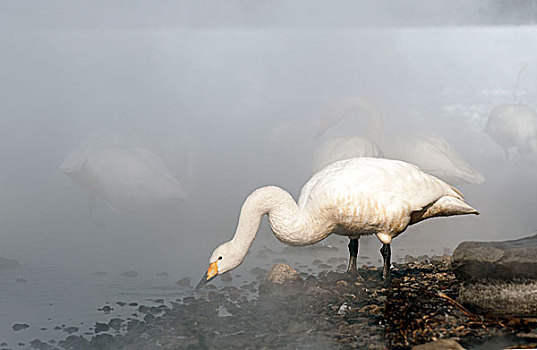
[
  {"xmin": 176, "ymin": 277, "xmax": 191, "ymax": 287},
  {"xmin": 12, "ymin": 323, "xmax": 29, "ymax": 331},
  {"xmin": 221, "ymin": 273, "xmax": 232, "ymax": 282},
  {"xmin": 63, "ymin": 326, "xmax": 79, "ymax": 334},
  {"xmin": 94, "ymin": 323, "xmax": 109, "ymax": 333},
  {"xmin": 120, "ymin": 270, "xmax": 138, "ymax": 278},
  {"xmin": 91, "ymin": 271, "xmax": 107, "ymax": 276}
]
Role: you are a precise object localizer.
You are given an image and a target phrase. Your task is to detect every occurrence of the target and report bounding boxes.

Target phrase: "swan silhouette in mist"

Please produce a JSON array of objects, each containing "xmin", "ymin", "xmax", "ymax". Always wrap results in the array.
[
  {"xmin": 312, "ymin": 97, "xmax": 384, "ymax": 173},
  {"xmin": 60, "ymin": 131, "xmax": 186, "ymax": 213},
  {"xmin": 486, "ymin": 104, "xmax": 537, "ymax": 158},
  {"xmin": 197, "ymin": 157, "xmax": 478, "ymax": 287},
  {"xmin": 315, "ymin": 97, "xmax": 485, "ymax": 185}
]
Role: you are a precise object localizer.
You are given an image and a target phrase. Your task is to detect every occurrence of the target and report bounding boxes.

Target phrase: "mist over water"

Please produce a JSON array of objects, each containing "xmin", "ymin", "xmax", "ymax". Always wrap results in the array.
[{"xmin": 2, "ymin": 1, "xmax": 537, "ymax": 345}]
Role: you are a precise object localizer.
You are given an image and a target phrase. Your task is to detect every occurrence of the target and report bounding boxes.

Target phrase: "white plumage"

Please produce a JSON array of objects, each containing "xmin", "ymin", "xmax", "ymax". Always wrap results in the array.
[
  {"xmin": 314, "ymin": 97, "xmax": 485, "ymax": 185},
  {"xmin": 486, "ymin": 104, "xmax": 537, "ymax": 158},
  {"xmin": 383, "ymin": 135, "xmax": 485, "ymax": 185},
  {"xmin": 313, "ymin": 97, "xmax": 384, "ymax": 173},
  {"xmin": 60, "ymin": 132, "xmax": 186, "ymax": 213},
  {"xmin": 198, "ymin": 157, "xmax": 478, "ymax": 286}
]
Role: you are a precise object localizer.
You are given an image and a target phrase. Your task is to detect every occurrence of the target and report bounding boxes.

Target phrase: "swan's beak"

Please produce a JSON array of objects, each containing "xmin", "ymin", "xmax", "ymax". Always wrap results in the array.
[{"xmin": 195, "ymin": 261, "xmax": 218, "ymax": 289}]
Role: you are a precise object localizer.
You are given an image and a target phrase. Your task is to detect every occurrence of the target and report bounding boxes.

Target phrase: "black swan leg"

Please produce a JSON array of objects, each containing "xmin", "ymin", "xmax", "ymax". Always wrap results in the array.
[
  {"xmin": 347, "ymin": 238, "xmax": 358, "ymax": 274},
  {"xmin": 380, "ymin": 243, "xmax": 391, "ymax": 280}
]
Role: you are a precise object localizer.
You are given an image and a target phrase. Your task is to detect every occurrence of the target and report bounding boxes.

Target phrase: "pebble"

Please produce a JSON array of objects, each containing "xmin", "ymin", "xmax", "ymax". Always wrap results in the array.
[
  {"xmin": 12, "ymin": 324, "xmax": 29, "ymax": 331},
  {"xmin": 119, "ymin": 270, "xmax": 138, "ymax": 278}
]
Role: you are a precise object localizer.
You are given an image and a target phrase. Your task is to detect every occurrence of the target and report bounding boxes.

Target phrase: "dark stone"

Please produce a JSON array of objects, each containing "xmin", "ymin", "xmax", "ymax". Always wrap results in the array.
[
  {"xmin": 94, "ymin": 322, "xmax": 109, "ymax": 333},
  {"xmin": 176, "ymin": 277, "xmax": 191, "ymax": 287},
  {"xmin": 452, "ymin": 234, "xmax": 537, "ymax": 282},
  {"xmin": 108, "ymin": 318, "xmax": 124, "ymax": 331},
  {"xmin": 62, "ymin": 326, "xmax": 79, "ymax": 334},
  {"xmin": 57, "ymin": 335, "xmax": 90, "ymax": 350},
  {"xmin": 120, "ymin": 270, "xmax": 138, "ymax": 278},
  {"xmin": 12, "ymin": 323, "xmax": 29, "ymax": 331},
  {"xmin": 459, "ymin": 281, "xmax": 537, "ymax": 317}
]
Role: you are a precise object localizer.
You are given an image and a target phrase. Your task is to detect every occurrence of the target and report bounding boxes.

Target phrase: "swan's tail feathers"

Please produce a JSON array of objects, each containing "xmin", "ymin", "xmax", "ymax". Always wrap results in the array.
[
  {"xmin": 449, "ymin": 186, "xmax": 465, "ymax": 200},
  {"xmin": 410, "ymin": 196, "xmax": 479, "ymax": 224},
  {"xmin": 434, "ymin": 196, "xmax": 479, "ymax": 216}
]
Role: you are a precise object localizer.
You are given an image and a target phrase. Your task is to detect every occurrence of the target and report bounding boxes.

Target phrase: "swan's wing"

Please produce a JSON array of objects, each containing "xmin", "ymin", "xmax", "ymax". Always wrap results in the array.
[{"xmin": 300, "ymin": 157, "xmax": 462, "ymax": 211}]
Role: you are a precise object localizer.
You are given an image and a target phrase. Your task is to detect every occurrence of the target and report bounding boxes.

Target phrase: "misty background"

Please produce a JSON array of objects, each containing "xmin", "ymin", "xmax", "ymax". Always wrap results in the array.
[{"xmin": 1, "ymin": 0, "xmax": 537, "ymax": 344}]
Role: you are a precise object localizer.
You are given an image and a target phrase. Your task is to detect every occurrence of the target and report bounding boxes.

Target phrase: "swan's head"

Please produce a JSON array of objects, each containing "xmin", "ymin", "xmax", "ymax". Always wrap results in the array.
[{"xmin": 196, "ymin": 241, "xmax": 244, "ymax": 289}]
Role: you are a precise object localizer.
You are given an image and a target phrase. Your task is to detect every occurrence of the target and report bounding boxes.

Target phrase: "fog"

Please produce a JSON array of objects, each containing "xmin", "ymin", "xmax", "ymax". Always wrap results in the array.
[{"xmin": 2, "ymin": 1, "xmax": 537, "ymax": 345}]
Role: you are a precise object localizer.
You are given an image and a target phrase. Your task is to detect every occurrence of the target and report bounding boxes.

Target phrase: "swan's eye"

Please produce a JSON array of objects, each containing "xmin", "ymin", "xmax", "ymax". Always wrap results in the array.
[{"xmin": 218, "ymin": 256, "xmax": 222, "ymax": 260}]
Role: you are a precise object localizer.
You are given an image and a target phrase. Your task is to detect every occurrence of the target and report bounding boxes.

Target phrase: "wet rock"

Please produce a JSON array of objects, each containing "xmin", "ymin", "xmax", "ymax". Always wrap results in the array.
[
  {"xmin": 12, "ymin": 323, "xmax": 29, "ymax": 331},
  {"xmin": 411, "ymin": 338, "xmax": 466, "ymax": 349},
  {"xmin": 452, "ymin": 234, "xmax": 537, "ymax": 282},
  {"xmin": 90, "ymin": 334, "xmax": 117, "ymax": 348},
  {"xmin": 57, "ymin": 335, "xmax": 89, "ymax": 350},
  {"xmin": 221, "ymin": 273, "xmax": 232, "ymax": 282},
  {"xmin": 98, "ymin": 305, "xmax": 113, "ymax": 313},
  {"xmin": 265, "ymin": 263, "xmax": 301, "ymax": 285},
  {"xmin": 0, "ymin": 256, "xmax": 21, "ymax": 270},
  {"xmin": 91, "ymin": 271, "xmax": 107, "ymax": 276},
  {"xmin": 108, "ymin": 318, "xmax": 123, "ymax": 331},
  {"xmin": 176, "ymin": 277, "xmax": 191, "ymax": 287},
  {"xmin": 94, "ymin": 322, "xmax": 109, "ymax": 333},
  {"xmin": 459, "ymin": 281, "xmax": 537, "ymax": 316},
  {"xmin": 62, "ymin": 326, "xmax": 78, "ymax": 334},
  {"xmin": 120, "ymin": 270, "xmax": 138, "ymax": 278}
]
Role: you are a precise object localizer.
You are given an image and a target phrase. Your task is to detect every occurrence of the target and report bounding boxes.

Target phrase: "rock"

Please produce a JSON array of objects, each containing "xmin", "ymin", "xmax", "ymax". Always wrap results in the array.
[
  {"xmin": 12, "ymin": 323, "xmax": 29, "ymax": 331},
  {"xmin": 0, "ymin": 256, "xmax": 21, "ymax": 270},
  {"xmin": 221, "ymin": 273, "xmax": 232, "ymax": 282},
  {"xmin": 63, "ymin": 326, "xmax": 79, "ymax": 334},
  {"xmin": 459, "ymin": 281, "xmax": 537, "ymax": 317},
  {"xmin": 120, "ymin": 270, "xmax": 138, "ymax": 278},
  {"xmin": 452, "ymin": 234, "xmax": 537, "ymax": 282},
  {"xmin": 411, "ymin": 338, "xmax": 466, "ymax": 350},
  {"xmin": 94, "ymin": 322, "xmax": 109, "ymax": 333},
  {"xmin": 176, "ymin": 277, "xmax": 191, "ymax": 287},
  {"xmin": 108, "ymin": 318, "xmax": 123, "ymax": 331},
  {"xmin": 265, "ymin": 263, "xmax": 302, "ymax": 285},
  {"xmin": 91, "ymin": 271, "xmax": 107, "ymax": 276},
  {"xmin": 57, "ymin": 335, "xmax": 89, "ymax": 349}
]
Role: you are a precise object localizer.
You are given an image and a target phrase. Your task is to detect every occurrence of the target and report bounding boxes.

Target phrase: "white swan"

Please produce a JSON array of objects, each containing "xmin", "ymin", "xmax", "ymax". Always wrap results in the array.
[
  {"xmin": 312, "ymin": 97, "xmax": 384, "ymax": 173},
  {"xmin": 197, "ymin": 157, "xmax": 478, "ymax": 287},
  {"xmin": 485, "ymin": 104, "xmax": 537, "ymax": 158},
  {"xmin": 315, "ymin": 97, "xmax": 485, "ymax": 185},
  {"xmin": 60, "ymin": 132, "xmax": 186, "ymax": 213},
  {"xmin": 383, "ymin": 135, "xmax": 485, "ymax": 185}
]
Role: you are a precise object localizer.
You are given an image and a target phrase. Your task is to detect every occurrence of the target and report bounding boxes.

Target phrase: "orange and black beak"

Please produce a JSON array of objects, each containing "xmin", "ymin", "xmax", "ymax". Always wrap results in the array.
[{"xmin": 195, "ymin": 261, "xmax": 218, "ymax": 289}]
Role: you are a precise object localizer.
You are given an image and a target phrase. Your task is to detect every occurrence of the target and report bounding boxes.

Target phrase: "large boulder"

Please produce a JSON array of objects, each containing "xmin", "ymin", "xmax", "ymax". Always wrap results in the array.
[
  {"xmin": 452, "ymin": 234, "xmax": 537, "ymax": 317},
  {"xmin": 451, "ymin": 234, "xmax": 537, "ymax": 282},
  {"xmin": 458, "ymin": 281, "xmax": 537, "ymax": 316}
]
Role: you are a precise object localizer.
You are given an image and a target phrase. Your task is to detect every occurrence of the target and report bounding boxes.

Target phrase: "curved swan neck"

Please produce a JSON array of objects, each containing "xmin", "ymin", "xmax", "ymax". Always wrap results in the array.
[
  {"xmin": 229, "ymin": 186, "xmax": 320, "ymax": 261},
  {"xmin": 325, "ymin": 97, "xmax": 384, "ymax": 140}
]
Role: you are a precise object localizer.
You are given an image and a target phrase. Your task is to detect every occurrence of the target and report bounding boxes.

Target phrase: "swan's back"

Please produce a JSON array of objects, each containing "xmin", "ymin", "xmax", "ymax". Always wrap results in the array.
[
  {"xmin": 486, "ymin": 104, "xmax": 537, "ymax": 150},
  {"xmin": 299, "ymin": 157, "xmax": 461, "ymax": 211},
  {"xmin": 61, "ymin": 132, "xmax": 187, "ymax": 212}
]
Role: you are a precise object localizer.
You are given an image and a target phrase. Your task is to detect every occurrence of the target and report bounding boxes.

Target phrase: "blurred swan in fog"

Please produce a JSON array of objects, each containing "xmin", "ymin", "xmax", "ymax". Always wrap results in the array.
[
  {"xmin": 383, "ymin": 135, "xmax": 485, "ymax": 185},
  {"xmin": 312, "ymin": 97, "xmax": 384, "ymax": 173},
  {"xmin": 315, "ymin": 97, "xmax": 485, "ymax": 185},
  {"xmin": 485, "ymin": 104, "xmax": 537, "ymax": 158},
  {"xmin": 197, "ymin": 157, "xmax": 478, "ymax": 287},
  {"xmin": 60, "ymin": 132, "xmax": 186, "ymax": 213}
]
